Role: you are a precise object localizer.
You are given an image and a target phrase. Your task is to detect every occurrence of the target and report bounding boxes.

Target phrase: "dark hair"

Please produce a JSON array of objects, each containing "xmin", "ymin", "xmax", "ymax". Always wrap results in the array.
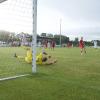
[
  {"xmin": 48, "ymin": 56, "xmax": 51, "ymax": 58},
  {"xmin": 42, "ymin": 57, "xmax": 47, "ymax": 62},
  {"xmin": 42, "ymin": 52, "xmax": 47, "ymax": 55}
]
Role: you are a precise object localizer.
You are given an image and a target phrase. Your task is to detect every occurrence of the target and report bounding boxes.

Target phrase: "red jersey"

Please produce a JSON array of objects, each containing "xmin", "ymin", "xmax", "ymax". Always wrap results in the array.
[
  {"xmin": 79, "ymin": 40, "xmax": 84, "ymax": 48},
  {"xmin": 52, "ymin": 41, "xmax": 55, "ymax": 48}
]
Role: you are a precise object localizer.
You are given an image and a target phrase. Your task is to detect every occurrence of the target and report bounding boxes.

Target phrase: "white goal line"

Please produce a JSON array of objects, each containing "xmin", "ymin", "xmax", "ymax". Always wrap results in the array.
[{"xmin": 0, "ymin": 74, "xmax": 30, "ymax": 81}]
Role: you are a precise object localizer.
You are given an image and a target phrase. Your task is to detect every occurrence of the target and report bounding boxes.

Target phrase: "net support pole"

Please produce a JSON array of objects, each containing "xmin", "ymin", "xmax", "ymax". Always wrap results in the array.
[{"xmin": 32, "ymin": 0, "xmax": 37, "ymax": 73}]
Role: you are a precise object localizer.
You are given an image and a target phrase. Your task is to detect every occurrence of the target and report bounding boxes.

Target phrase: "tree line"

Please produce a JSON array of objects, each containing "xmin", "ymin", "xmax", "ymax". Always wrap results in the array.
[{"xmin": 0, "ymin": 30, "xmax": 99, "ymax": 47}]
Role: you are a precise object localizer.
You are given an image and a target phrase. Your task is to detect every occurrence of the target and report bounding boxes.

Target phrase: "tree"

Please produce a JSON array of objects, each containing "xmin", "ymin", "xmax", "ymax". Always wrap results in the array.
[
  {"xmin": 73, "ymin": 37, "xmax": 79, "ymax": 47},
  {"xmin": 54, "ymin": 34, "xmax": 69, "ymax": 45},
  {"xmin": 0, "ymin": 30, "xmax": 14, "ymax": 43},
  {"xmin": 85, "ymin": 41, "xmax": 93, "ymax": 46},
  {"xmin": 41, "ymin": 33, "xmax": 46, "ymax": 37},
  {"xmin": 47, "ymin": 33, "xmax": 53, "ymax": 38}
]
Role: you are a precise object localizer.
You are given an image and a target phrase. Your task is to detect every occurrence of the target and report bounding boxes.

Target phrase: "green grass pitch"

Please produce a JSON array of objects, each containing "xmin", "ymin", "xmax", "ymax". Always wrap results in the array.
[{"xmin": 0, "ymin": 47, "xmax": 100, "ymax": 100}]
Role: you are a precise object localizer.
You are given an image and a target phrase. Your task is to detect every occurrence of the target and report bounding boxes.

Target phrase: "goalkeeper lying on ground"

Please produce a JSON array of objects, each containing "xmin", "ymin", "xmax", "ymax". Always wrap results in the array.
[{"xmin": 14, "ymin": 48, "xmax": 57, "ymax": 65}]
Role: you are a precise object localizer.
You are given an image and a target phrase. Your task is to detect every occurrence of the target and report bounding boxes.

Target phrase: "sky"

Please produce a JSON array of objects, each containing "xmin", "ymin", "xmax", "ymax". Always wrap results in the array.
[{"xmin": 0, "ymin": 0, "xmax": 100, "ymax": 40}]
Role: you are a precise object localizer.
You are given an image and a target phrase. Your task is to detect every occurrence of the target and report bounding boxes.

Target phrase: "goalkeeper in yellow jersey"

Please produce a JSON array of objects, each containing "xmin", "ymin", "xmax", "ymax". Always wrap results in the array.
[
  {"xmin": 14, "ymin": 47, "xmax": 32, "ymax": 63},
  {"xmin": 14, "ymin": 48, "xmax": 57, "ymax": 65}
]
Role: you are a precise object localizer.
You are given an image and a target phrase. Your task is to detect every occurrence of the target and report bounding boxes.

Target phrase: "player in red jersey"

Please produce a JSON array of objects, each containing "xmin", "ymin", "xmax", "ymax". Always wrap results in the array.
[
  {"xmin": 51, "ymin": 40, "xmax": 56, "ymax": 50},
  {"xmin": 79, "ymin": 37, "xmax": 86, "ymax": 55}
]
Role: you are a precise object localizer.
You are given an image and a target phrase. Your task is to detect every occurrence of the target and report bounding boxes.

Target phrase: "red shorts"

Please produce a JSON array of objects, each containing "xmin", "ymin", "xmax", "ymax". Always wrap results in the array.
[{"xmin": 80, "ymin": 45, "xmax": 84, "ymax": 48}]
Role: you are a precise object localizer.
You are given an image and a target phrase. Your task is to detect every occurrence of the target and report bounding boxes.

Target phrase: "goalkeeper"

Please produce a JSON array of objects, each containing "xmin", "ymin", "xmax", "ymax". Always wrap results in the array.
[
  {"xmin": 14, "ymin": 48, "xmax": 57, "ymax": 65},
  {"xmin": 14, "ymin": 47, "xmax": 32, "ymax": 63}
]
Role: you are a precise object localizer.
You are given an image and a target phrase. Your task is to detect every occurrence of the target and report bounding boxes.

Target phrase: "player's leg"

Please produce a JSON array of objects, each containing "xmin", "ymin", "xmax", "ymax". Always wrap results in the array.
[
  {"xmin": 84, "ymin": 47, "xmax": 86, "ymax": 53},
  {"xmin": 25, "ymin": 57, "xmax": 32, "ymax": 63},
  {"xmin": 14, "ymin": 53, "xmax": 25, "ymax": 59},
  {"xmin": 81, "ymin": 48, "xmax": 83, "ymax": 55}
]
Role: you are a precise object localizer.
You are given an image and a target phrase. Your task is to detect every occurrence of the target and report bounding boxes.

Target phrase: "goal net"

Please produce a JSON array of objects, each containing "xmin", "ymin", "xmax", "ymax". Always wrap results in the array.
[{"xmin": 0, "ymin": 0, "xmax": 37, "ymax": 79}]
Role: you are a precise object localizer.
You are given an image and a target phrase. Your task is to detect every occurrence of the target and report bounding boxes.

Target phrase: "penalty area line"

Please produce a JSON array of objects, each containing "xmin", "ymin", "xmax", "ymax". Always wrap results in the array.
[{"xmin": 0, "ymin": 74, "xmax": 30, "ymax": 82}]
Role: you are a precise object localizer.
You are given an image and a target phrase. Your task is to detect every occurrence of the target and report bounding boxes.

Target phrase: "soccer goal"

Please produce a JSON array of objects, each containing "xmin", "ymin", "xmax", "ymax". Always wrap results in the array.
[{"xmin": 0, "ymin": 0, "xmax": 37, "ymax": 80}]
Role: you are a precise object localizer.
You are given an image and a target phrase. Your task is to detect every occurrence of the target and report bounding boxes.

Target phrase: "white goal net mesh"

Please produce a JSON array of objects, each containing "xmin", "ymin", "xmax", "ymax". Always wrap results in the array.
[{"xmin": 0, "ymin": 0, "xmax": 35, "ymax": 78}]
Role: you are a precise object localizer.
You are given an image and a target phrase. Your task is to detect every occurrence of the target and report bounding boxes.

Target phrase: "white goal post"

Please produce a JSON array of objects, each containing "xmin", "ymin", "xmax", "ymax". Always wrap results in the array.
[{"xmin": 32, "ymin": 0, "xmax": 37, "ymax": 73}]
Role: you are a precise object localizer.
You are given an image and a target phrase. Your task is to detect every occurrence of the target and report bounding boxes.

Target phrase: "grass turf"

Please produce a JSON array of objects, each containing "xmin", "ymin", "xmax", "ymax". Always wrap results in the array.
[{"xmin": 0, "ymin": 47, "xmax": 100, "ymax": 100}]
